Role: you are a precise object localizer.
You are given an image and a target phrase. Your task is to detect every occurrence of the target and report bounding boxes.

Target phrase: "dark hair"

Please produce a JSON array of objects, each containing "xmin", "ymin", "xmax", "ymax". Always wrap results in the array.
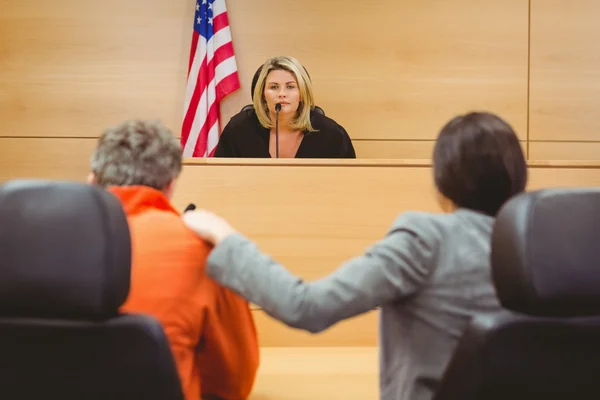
[{"xmin": 432, "ymin": 112, "xmax": 527, "ymax": 216}]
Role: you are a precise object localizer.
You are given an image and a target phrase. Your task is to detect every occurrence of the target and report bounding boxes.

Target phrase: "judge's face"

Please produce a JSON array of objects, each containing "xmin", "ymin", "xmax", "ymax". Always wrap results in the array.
[{"xmin": 263, "ymin": 69, "xmax": 301, "ymax": 117}]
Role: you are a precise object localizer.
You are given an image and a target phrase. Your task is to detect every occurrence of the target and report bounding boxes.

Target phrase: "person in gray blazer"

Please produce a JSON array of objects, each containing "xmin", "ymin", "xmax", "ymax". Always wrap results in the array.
[{"xmin": 182, "ymin": 112, "xmax": 528, "ymax": 400}]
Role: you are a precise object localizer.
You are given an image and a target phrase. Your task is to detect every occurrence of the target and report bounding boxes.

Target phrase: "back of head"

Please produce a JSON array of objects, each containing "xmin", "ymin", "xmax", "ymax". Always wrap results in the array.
[
  {"xmin": 433, "ymin": 112, "xmax": 527, "ymax": 216},
  {"xmin": 91, "ymin": 120, "xmax": 182, "ymax": 191}
]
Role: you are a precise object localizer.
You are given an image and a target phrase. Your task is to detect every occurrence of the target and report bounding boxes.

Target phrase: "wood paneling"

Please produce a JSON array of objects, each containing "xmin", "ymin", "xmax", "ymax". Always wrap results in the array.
[
  {"xmin": 1, "ymin": 151, "xmax": 599, "ymax": 347},
  {"xmin": 4, "ymin": 0, "xmax": 600, "ymax": 159},
  {"xmin": 0, "ymin": 0, "xmax": 528, "ymax": 144},
  {"xmin": 223, "ymin": 0, "xmax": 528, "ymax": 141},
  {"xmin": 1, "ymin": 0, "xmax": 600, "ymax": 357},
  {"xmin": 529, "ymin": 0, "xmax": 600, "ymax": 142},
  {"xmin": 173, "ymin": 163, "xmax": 438, "ymax": 280},
  {"xmin": 249, "ymin": 347, "xmax": 378, "ymax": 400},
  {"xmin": 0, "ymin": 138, "xmax": 528, "ymax": 174},
  {"xmin": 0, "ymin": 0, "xmax": 191, "ymax": 138},
  {"xmin": 253, "ymin": 309, "xmax": 378, "ymax": 347},
  {"xmin": 172, "ymin": 160, "xmax": 600, "ymax": 282},
  {"xmin": 355, "ymin": 140, "xmax": 529, "ymax": 159},
  {"xmin": 0, "ymin": 138, "xmax": 95, "ymax": 182},
  {"xmin": 352, "ymin": 140, "xmax": 436, "ymax": 159},
  {"xmin": 2, "ymin": 137, "xmax": 591, "ymax": 283},
  {"xmin": 529, "ymin": 142, "xmax": 600, "ymax": 161},
  {"xmin": 528, "ymin": 165, "xmax": 600, "ymax": 189}
]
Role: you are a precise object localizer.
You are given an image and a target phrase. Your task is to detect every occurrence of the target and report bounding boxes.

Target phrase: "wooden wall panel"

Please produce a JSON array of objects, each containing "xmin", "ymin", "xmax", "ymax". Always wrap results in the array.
[
  {"xmin": 172, "ymin": 161, "xmax": 600, "ymax": 281},
  {"xmin": 529, "ymin": 142, "xmax": 600, "ymax": 161},
  {"xmin": 223, "ymin": 0, "xmax": 528, "ymax": 141},
  {"xmin": 174, "ymin": 163, "xmax": 438, "ymax": 281},
  {"xmin": 1, "ymin": 150, "xmax": 599, "ymax": 346},
  {"xmin": 528, "ymin": 166, "xmax": 600, "ymax": 189},
  {"xmin": 355, "ymin": 140, "xmax": 529, "ymax": 159},
  {"xmin": 1, "ymin": 0, "xmax": 599, "ymax": 353},
  {"xmin": 529, "ymin": 0, "xmax": 600, "ymax": 144},
  {"xmin": 0, "ymin": 0, "xmax": 528, "ymax": 145},
  {"xmin": 353, "ymin": 140, "xmax": 529, "ymax": 160},
  {"xmin": 352, "ymin": 141, "xmax": 436, "ymax": 159},
  {"xmin": 0, "ymin": 0, "xmax": 191, "ymax": 138},
  {"xmin": 4, "ymin": 0, "xmax": 600, "ymax": 159},
  {"xmin": 0, "ymin": 138, "xmax": 95, "ymax": 182}
]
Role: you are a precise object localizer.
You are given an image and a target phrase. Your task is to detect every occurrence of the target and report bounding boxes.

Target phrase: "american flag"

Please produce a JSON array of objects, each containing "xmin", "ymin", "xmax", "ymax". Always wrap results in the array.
[{"xmin": 181, "ymin": 0, "xmax": 240, "ymax": 157}]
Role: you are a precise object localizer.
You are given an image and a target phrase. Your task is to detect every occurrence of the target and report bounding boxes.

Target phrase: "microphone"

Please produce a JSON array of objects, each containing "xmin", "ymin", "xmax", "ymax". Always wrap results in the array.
[
  {"xmin": 184, "ymin": 203, "xmax": 196, "ymax": 213},
  {"xmin": 275, "ymin": 103, "xmax": 281, "ymax": 158}
]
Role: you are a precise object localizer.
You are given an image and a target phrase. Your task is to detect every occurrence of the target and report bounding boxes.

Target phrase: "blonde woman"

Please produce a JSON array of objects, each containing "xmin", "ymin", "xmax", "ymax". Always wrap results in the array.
[{"xmin": 214, "ymin": 56, "xmax": 356, "ymax": 158}]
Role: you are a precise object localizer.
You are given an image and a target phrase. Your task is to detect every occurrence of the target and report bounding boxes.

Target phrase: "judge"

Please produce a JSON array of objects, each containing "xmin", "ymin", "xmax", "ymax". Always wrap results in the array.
[{"xmin": 214, "ymin": 56, "xmax": 356, "ymax": 158}]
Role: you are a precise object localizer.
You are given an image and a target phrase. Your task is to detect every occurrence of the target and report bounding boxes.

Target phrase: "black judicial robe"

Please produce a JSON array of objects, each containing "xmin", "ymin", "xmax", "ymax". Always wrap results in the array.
[{"xmin": 213, "ymin": 109, "xmax": 356, "ymax": 158}]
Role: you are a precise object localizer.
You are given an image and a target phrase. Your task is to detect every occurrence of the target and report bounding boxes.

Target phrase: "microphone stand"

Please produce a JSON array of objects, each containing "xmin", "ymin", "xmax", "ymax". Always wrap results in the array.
[{"xmin": 275, "ymin": 103, "xmax": 281, "ymax": 158}]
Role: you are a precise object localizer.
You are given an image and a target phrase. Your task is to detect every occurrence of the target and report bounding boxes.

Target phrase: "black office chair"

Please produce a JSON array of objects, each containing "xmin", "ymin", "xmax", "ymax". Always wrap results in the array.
[
  {"xmin": 433, "ymin": 188, "xmax": 600, "ymax": 400},
  {"xmin": 241, "ymin": 64, "xmax": 325, "ymax": 115},
  {"xmin": 0, "ymin": 180, "xmax": 184, "ymax": 400}
]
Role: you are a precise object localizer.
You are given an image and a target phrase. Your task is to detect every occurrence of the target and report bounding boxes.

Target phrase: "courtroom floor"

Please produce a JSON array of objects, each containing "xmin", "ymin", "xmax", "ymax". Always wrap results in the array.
[{"xmin": 248, "ymin": 347, "xmax": 379, "ymax": 400}]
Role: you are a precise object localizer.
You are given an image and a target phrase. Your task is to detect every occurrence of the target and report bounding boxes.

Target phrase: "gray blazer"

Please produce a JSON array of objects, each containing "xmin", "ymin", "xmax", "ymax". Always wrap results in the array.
[{"xmin": 206, "ymin": 209, "xmax": 502, "ymax": 400}]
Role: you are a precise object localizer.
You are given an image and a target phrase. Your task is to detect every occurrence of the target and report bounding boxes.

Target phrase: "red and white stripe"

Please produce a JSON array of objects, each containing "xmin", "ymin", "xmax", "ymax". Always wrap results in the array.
[{"xmin": 181, "ymin": 0, "xmax": 240, "ymax": 157}]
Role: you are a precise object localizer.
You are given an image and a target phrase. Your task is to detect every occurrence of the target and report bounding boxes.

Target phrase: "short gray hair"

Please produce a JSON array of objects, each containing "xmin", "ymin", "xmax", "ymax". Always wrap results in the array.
[{"xmin": 91, "ymin": 119, "xmax": 182, "ymax": 190}]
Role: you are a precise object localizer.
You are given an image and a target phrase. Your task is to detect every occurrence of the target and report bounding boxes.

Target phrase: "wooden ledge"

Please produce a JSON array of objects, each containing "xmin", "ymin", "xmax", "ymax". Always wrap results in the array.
[
  {"xmin": 184, "ymin": 158, "xmax": 600, "ymax": 168},
  {"xmin": 183, "ymin": 158, "xmax": 432, "ymax": 167}
]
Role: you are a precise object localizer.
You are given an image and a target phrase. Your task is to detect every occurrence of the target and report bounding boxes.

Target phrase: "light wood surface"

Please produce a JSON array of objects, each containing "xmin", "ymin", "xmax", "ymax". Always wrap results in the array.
[
  {"xmin": 222, "ymin": 0, "xmax": 528, "ymax": 141},
  {"xmin": 354, "ymin": 140, "xmax": 529, "ymax": 160},
  {"xmin": 529, "ymin": 0, "xmax": 600, "ymax": 143},
  {"xmin": 0, "ymin": 0, "xmax": 528, "ymax": 148},
  {"xmin": 248, "ymin": 347, "xmax": 378, "ymax": 400},
  {"xmin": 1, "ymin": 156, "xmax": 599, "ymax": 346},
  {"xmin": 2, "ymin": 0, "xmax": 599, "ymax": 357},
  {"xmin": 3, "ymin": 0, "xmax": 600, "ymax": 158},
  {"xmin": 0, "ymin": 138, "xmax": 97, "ymax": 182},
  {"xmin": 353, "ymin": 140, "xmax": 436, "ymax": 160},
  {"xmin": 175, "ymin": 159, "xmax": 599, "ymax": 346},
  {"xmin": 529, "ymin": 142, "xmax": 600, "ymax": 161},
  {"xmin": 0, "ymin": 0, "xmax": 191, "ymax": 139},
  {"xmin": 252, "ymin": 309, "xmax": 378, "ymax": 347}
]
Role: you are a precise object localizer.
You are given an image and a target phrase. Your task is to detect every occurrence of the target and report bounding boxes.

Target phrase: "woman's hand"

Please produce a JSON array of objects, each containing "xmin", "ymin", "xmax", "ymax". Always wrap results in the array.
[{"xmin": 182, "ymin": 209, "xmax": 237, "ymax": 245}]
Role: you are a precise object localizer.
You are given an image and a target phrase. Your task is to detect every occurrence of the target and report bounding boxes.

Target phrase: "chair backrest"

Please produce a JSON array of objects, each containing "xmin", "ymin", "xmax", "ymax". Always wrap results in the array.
[
  {"xmin": 434, "ymin": 188, "xmax": 600, "ymax": 400},
  {"xmin": 0, "ymin": 180, "xmax": 184, "ymax": 400}
]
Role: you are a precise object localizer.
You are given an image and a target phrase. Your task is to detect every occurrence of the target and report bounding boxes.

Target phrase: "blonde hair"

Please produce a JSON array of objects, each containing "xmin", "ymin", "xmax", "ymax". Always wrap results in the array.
[{"xmin": 252, "ymin": 56, "xmax": 316, "ymax": 132}]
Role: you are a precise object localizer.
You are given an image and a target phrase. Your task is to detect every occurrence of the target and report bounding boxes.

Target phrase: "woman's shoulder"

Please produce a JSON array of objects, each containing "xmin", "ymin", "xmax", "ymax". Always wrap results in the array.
[
  {"xmin": 218, "ymin": 109, "xmax": 265, "ymax": 147},
  {"xmin": 224, "ymin": 108, "xmax": 259, "ymax": 132},
  {"xmin": 310, "ymin": 110, "xmax": 349, "ymax": 136}
]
